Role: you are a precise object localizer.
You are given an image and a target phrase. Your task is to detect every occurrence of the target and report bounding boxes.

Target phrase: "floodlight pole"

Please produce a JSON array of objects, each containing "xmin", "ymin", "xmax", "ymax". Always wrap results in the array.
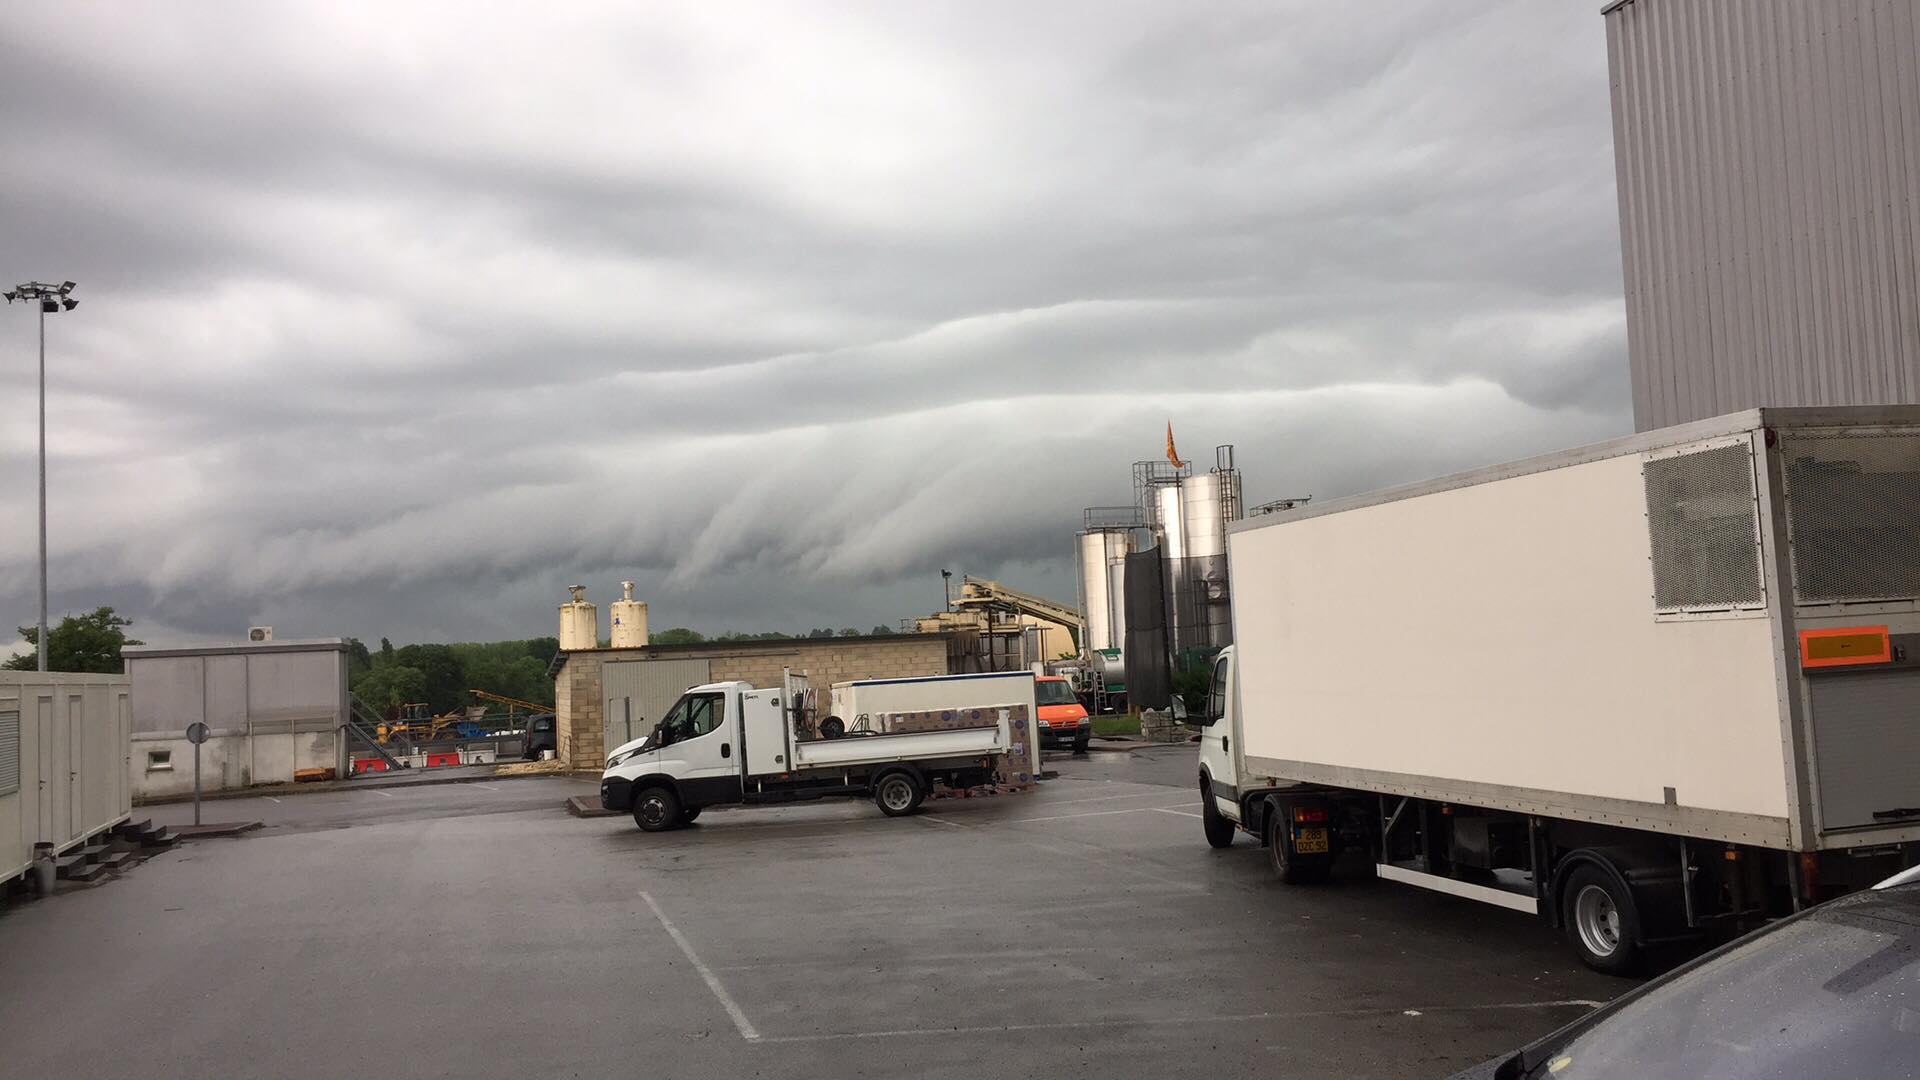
[
  {"xmin": 9, "ymin": 280, "xmax": 74, "ymax": 672},
  {"xmin": 36, "ymin": 299, "xmax": 46, "ymax": 671}
]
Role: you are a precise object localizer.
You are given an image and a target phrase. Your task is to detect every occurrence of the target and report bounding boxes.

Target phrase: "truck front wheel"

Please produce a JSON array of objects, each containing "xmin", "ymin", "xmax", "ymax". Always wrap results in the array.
[
  {"xmin": 1200, "ymin": 779, "xmax": 1235, "ymax": 848},
  {"xmin": 633, "ymin": 786, "xmax": 682, "ymax": 833},
  {"xmin": 1561, "ymin": 865, "xmax": 1643, "ymax": 975},
  {"xmin": 874, "ymin": 771, "xmax": 924, "ymax": 817},
  {"xmin": 1265, "ymin": 806, "xmax": 1330, "ymax": 884}
]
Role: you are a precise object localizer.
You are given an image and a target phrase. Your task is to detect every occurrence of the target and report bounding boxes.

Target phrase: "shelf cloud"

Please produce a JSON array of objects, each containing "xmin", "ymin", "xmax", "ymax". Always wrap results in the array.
[{"xmin": 0, "ymin": 1, "xmax": 1628, "ymax": 646}]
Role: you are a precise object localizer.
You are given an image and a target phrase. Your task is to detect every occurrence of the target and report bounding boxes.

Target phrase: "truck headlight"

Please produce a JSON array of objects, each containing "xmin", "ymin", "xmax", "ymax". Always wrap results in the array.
[{"xmin": 606, "ymin": 745, "xmax": 646, "ymax": 769}]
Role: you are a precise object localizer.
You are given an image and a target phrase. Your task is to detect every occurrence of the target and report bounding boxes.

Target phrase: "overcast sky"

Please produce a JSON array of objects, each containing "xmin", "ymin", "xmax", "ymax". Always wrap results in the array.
[{"xmin": 0, "ymin": 1, "xmax": 1629, "ymax": 648}]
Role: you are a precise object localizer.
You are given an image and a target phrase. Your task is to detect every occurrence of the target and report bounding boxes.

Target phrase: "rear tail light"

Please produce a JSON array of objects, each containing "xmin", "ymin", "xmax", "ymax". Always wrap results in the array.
[{"xmin": 1292, "ymin": 806, "xmax": 1327, "ymax": 824}]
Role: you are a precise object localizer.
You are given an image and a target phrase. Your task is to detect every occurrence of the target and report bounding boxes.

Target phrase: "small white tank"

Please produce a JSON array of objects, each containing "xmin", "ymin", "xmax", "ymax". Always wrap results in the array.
[
  {"xmin": 558, "ymin": 585, "xmax": 599, "ymax": 651},
  {"xmin": 609, "ymin": 580, "xmax": 649, "ymax": 648}
]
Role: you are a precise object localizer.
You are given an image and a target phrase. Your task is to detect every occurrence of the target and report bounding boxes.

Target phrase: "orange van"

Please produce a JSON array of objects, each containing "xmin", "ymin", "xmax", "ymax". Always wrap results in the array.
[{"xmin": 1035, "ymin": 675, "xmax": 1091, "ymax": 753}]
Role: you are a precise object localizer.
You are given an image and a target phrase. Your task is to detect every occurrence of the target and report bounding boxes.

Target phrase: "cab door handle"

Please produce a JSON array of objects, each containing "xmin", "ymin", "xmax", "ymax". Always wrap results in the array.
[{"xmin": 721, "ymin": 743, "xmax": 731, "ymax": 759}]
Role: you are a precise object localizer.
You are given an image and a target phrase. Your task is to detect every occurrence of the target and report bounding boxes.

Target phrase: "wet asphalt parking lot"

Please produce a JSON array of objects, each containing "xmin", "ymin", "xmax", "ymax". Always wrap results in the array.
[{"xmin": 0, "ymin": 745, "xmax": 1631, "ymax": 1079}]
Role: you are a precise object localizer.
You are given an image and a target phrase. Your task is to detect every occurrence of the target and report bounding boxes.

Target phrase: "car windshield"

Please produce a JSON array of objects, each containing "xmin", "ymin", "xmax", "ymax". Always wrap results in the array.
[
  {"xmin": 1533, "ymin": 886, "xmax": 1920, "ymax": 1079},
  {"xmin": 1036, "ymin": 681, "xmax": 1078, "ymax": 706}
]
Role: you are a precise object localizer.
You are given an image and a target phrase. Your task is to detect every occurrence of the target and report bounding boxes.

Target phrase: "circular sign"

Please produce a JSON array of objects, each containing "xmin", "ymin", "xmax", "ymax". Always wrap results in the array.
[{"xmin": 185, "ymin": 721, "xmax": 210, "ymax": 745}]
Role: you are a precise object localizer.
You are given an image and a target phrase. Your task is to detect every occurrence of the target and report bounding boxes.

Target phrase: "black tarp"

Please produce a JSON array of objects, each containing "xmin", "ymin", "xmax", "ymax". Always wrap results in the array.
[{"xmin": 1123, "ymin": 545, "xmax": 1170, "ymax": 710}]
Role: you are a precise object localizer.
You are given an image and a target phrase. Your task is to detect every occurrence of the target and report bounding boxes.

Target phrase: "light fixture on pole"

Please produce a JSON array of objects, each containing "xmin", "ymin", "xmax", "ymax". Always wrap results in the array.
[{"xmin": 7, "ymin": 281, "xmax": 78, "ymax": 672}]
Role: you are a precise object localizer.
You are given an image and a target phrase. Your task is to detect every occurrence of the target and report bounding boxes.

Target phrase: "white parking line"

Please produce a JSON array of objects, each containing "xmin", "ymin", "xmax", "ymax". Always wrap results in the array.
[
  {"xmin": 916, "ymin": 814, "xmax": 971, "ymax": 829},
  {"xmin": 1002, "ymin": 803, "xmax": 1200, "ymax": 824},
  {"xmin": 642, "ymin": 891, "xmax": 760, "ymax": 1042},
  {"xmin": 370, "ymin": 789, "xmax": 396, "ymax": 798},
  {"xmin": 1150, "ymin": 807, "xmax": 1202, "ymax": 819},
  {"xmin": 260, "ymin": 796, "xmax": 282, "ymax": 804},
  {"xmin": 754, "ymin": 998, "xmax": 1604, "ymax": 1044},
  {"xmin": 1037, "ymin": 789, "xmax": 1195, "ymax": 808}
]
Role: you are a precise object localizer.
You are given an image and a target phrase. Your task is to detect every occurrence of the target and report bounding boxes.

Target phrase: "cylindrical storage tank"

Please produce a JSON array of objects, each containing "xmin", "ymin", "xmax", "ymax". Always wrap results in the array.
[
  {"xmin": 1152, "ymin": 481, "xmax": 1187, "ymax": 562},
  {"xmin": 1180, "ymin": 469, "xmax": 1243, "ymax": 650},
  {"xmin": 1076, "ymin": 529, "xmax": 1133, "ymax": 653},
  {"xmin": 609, "ymin": 580, "xmax": 649, "ymax": 648},
  {"xmin": 558, "ymin": 585, "xmax": 599, "ymax": 651}
]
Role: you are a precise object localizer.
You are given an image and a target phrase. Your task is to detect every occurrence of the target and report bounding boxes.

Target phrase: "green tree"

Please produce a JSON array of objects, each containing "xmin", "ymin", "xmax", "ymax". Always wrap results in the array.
[
  {"xmin": 650, "ymin": 628, "xmax": 705, "ymax": 646},
  {"xmin": 378, "ymin": 638, "xmax": 395, "ymax": 664},
  {"xmin": 352, "ymin": 664, "xmax": 427, "ymax": 709},
  {"xmin": 837, "ymin": 627, "xmax": 859, "ymax": 637},
  {"xmin": 345, "ymin": 637, "xmax": 373, "ymax": 675},
  {"xmin": 870, "ymin": 625, "xmax": 893, "ymax": 636},
  {"xmin": 4, "ymin": 607, "xmax": 144, "ymax": 673},
  {"xmin": 524, "ymin": 636, "xmax": 559, "ymax": 667},
  {"xmin": 392, "ymin": 643, "xmax": 467, "ymax": 714}
]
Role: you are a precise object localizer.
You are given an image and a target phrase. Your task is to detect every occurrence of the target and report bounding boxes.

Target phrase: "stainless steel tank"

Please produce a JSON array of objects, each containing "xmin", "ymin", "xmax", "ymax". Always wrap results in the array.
[
  {"xmin": 1076, "ymin": 529, "xmax": 1133, "ymax": 653},
  {"xmin": 1181, "ymin": 469, "xmax": 1241, "ymax": 650}
]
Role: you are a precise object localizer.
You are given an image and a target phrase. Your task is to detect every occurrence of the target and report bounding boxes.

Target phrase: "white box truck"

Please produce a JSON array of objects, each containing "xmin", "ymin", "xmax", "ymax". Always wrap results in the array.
[
  {"xmin": 600, "ymin": 671, "xmax": 1037, "ymax": 830},
  {"xmin": 1196, "ymin": 407, "xmax": 1920, "ymax": 971}
]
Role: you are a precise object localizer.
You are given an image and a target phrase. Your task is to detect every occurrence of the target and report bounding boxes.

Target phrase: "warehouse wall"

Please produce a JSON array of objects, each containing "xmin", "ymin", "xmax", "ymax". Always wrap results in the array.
[
  {"xmin": 124, "ymin": 640, "xmax": 349, "ymax": 799},
  {"xmin": 554, "ymin": 634, "xmax": 952, "ymax": 771},
  {"xmin": 1606, "ymin": 0, "xmax": 1920, "ymax": 430}
]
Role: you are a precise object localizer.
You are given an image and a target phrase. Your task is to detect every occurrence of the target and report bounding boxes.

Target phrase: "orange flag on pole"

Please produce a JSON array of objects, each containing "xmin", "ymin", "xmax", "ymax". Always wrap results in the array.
[{"xmin": 1165, "ymin": 421, "xmax": 1186, "ymax": 469}]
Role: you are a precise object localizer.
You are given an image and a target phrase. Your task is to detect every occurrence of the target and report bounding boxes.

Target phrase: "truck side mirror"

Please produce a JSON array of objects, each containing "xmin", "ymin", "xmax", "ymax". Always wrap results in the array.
[{"xmin": 1170, "ymin": 697, "xmax": 1189, "ymax": 721}]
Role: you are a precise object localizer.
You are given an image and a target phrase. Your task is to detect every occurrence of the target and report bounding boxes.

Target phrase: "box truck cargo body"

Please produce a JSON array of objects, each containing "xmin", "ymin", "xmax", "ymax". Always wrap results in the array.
[{"xmin": 1195, "ymin": 407, "xmax": 1920, "ymax": 971}]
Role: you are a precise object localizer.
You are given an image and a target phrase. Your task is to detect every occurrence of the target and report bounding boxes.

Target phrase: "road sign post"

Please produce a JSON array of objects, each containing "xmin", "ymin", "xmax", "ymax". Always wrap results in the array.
[{"xmin": 186, "ymin": 721, "xmax": 209, "ymax": 826}]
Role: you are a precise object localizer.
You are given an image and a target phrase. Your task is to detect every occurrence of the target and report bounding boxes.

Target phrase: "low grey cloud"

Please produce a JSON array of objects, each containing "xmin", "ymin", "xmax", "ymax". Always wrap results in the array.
[{"xmin": 0, "ymin": 1, "xmax": 1630, "ymax": 648}]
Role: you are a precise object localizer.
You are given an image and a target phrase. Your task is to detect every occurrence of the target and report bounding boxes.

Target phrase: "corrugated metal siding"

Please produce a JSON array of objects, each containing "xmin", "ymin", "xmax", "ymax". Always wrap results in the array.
[
  {"xmin": 602, "ymin": 658, "xmax": 710, "ymax": 752},
  {"xmin": 1608, "ymin": 0, "xmax": 1920, "ymax": 431}
]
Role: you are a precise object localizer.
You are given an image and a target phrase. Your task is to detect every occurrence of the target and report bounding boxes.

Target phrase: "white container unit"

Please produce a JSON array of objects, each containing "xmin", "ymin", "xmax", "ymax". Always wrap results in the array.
[
  {"xmin": 1195, "ymin": 407, "xmax": 1920, "ymax": 972},
  {"xmin": 827, "ymin": 671, "xmax": 1038, "ymax": 748},
  {"xmin": 1, "ymin": 673, "xmax": 133, "ymax": 885}
]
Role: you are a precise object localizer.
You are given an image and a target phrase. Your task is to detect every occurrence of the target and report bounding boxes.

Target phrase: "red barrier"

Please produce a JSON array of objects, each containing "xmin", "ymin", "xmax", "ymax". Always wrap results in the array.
[
  {"xmin": 353, "ymin": 758, "xmax": 390, "ymax": 774},
  {"xmin": 425, "ymin": 752, "xmax": 462, "ymax": 768}
]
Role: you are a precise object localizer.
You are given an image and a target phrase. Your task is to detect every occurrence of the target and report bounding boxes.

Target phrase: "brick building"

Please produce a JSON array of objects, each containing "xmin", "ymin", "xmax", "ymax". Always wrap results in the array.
[{"xmin": 552, "ymin": 633, "xmax": 958, "ymax": 771}]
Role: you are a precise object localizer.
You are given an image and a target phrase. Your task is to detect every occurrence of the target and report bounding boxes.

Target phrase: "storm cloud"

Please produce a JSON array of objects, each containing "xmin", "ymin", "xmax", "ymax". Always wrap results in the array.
[{"xmin": 0, "ymin": 1, "xmax": 1629, "ymax": 646}]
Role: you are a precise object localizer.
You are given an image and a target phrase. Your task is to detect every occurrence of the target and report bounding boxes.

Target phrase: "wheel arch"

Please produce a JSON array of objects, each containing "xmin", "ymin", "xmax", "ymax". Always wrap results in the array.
[
  {"xmin": 1550, "ymin": 846, "xmax": 1644, "ymax": 938},
  {"xmin": 627, "ymin": 774, "xmax": 682, "ymax": 803}
]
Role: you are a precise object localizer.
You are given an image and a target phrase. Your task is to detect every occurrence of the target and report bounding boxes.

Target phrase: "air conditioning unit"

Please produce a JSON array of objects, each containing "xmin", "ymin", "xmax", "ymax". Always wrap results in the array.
[{"xmin": 247, "ymin": 626, "xmax": 274, "ymax": 643}]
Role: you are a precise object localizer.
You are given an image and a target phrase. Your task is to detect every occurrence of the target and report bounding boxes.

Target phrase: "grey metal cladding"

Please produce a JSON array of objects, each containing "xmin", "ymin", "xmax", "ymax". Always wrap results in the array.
[
  {"xmin": 0, "ymin": 709, "xmax": 18, "ymax": 797},
  {"xmin": 1808, "ymin": 667, "xmax": 1920, "ymax": 831},
  {"xmin": 1780, "ymin": 427, "xmax": 1920, "ymax": 603},
  {"xmin": 1606, "ymin": 0, "xmax": 1920, "ymax": 432},
  {"xmin": 1644, "ymin": 442, "xmax": 1764, "ymax": 610}
]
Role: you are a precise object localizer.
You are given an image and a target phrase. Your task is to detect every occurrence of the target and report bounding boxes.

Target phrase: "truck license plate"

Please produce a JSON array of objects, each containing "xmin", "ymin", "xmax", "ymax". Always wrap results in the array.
[{"xmin": 1294, "ymin": 827, "xmax": 1329, "ymax": 854}]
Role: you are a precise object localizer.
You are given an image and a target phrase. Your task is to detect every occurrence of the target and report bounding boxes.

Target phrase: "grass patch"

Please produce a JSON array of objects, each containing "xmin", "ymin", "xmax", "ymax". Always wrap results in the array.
[{"xmin": 1091, "ymin": 714, "xmax": 1140, "ymax": 737}]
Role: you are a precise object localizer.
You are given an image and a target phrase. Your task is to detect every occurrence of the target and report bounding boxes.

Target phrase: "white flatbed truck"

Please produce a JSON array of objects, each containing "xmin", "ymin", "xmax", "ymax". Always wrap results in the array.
[
  {"xmin": 1197, "ymin": 407, "xmax": 1920, "ymax": 971},
  {"xmin": 600, "ymin": 670, "xmax": 1037, "ymax": 830}
]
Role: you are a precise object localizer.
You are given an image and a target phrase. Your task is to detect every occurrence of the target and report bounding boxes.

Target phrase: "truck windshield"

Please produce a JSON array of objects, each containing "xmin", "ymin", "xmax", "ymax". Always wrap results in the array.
[
  {"xmin": 1529, "ymin": 885, "xmax": 1920, "ymax": 1079},
  {"xmin": 660, "ymin": 693, "xmax": 726, "ymax": 743},
  {"xmin": 1036, "ymin": 681, "xmax": 1079, "ymax": 706}
]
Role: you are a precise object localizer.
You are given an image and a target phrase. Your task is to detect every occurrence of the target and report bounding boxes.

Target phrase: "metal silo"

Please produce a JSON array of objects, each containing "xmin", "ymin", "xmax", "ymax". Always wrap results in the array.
[
  {"xmin": 557, "ymin": 585, "xmax": 599, "ymax": 651},
  {"xmin": 1076, "ymin": 526, "xmax": 1133, "ymax": 653},
  {"xmin": 1180, "ymin": 446, "xmax": 1242, "ymax": 651},
  {"xmin": 609, "ymin": 580, "xmax": 649, "ymax": 648}
]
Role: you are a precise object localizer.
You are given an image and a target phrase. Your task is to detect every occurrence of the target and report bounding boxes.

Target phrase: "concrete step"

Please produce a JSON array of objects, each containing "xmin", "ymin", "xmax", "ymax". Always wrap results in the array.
[
  {"xmin": 98, "ymin": 849, "xmax": 135, "ymax": 871},
  {"xmin": 54, "ymin": 854, "xmax": 106, "ymax": 882},
  {"xmin": 74, "ymin": 842, "xmax": 109, "ymax": 864},
  {"xmin": 142, "ymin": 828, "xmax": 179, "ymax": 849}
]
